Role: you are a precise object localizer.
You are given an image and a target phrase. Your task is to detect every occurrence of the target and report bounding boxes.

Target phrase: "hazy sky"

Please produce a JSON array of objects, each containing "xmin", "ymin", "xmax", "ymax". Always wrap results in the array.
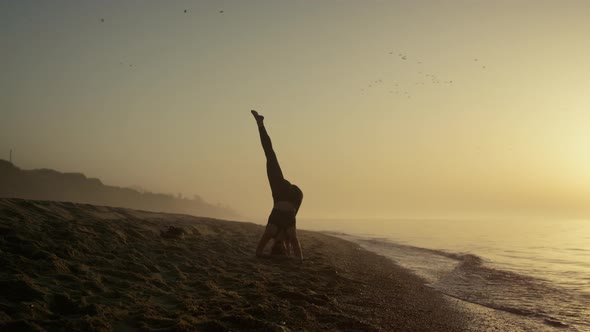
[{"xmin": 2, "ymin": 1, "xmax": 589, "ymax": 221}]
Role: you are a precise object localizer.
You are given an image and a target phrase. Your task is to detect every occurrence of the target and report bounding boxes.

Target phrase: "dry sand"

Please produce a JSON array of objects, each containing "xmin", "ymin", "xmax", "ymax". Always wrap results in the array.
[{"xmin": 1, "ymin": 198, "xmax": 514, "ymax": 331}]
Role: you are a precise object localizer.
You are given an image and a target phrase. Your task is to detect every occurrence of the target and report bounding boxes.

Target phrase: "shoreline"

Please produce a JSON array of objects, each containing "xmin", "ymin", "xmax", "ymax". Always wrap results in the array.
[
  {"xmin": 0, "ymin": 198, "xmax": 507, "ymax": 331},
  {"xmin": 323, "ymin": 233, "xmax": 566, "ymax": 332}
]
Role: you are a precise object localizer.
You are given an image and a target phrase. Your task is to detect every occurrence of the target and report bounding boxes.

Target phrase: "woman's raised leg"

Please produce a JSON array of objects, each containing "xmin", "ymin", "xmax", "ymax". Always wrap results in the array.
[{"xmin": 252, "ymin": 110, "xmax": 286, "ymax": 196}]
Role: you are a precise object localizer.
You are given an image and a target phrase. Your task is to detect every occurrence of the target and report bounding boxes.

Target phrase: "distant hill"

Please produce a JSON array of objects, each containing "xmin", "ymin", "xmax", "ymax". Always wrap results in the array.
[{"xmin": 0, "ymin": 160, "xmax": 239, "ymax": 220}]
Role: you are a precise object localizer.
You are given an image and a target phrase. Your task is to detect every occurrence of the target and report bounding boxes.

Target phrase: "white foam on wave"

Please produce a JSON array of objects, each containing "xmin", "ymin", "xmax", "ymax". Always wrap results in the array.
[{"xmin": 327, "ymin": 231, "xmax": 588, "ymax": 332}]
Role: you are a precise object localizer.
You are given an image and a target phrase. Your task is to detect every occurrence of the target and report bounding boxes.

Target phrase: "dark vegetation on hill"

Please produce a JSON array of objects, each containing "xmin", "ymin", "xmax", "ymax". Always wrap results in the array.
[{"xmin": 0, "ymin": 160, "xmax": 238, "ymax": 220}]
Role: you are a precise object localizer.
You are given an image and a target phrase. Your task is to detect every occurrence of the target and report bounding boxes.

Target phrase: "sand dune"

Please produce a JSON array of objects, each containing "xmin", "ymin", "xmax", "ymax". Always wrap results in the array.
[{"xmin": 0, "ymin": 198, "xmax": 474, "ymax": 331}]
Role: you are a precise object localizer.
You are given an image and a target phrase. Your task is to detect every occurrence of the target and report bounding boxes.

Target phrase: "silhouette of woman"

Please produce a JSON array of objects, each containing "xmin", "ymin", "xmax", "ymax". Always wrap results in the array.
[{"xmin": 251, "ymin": 110, "xmax": 303, "ymax": 261}]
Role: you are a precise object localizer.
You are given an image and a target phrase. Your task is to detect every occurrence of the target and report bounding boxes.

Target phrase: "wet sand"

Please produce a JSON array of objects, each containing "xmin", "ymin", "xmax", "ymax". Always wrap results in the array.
[{"xmin": 1, "ymin": 198, "xmax": 514, "ymax": 331}]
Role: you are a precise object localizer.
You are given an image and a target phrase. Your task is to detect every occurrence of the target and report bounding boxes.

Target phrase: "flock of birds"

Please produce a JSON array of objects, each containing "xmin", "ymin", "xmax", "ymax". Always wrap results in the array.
[
  {"xmin": 99, "ymin": 10, "xmax": 487, "ymax": 101},
  {"xmin": 361, "ymin": 52, "xmax": 488, "ymax": 99}
]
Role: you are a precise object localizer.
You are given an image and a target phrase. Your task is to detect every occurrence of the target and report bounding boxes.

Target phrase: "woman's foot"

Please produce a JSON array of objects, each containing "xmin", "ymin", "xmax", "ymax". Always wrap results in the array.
[{"xmin": 251, "ymin": 110, "xmax": 264, "ymax": 124}]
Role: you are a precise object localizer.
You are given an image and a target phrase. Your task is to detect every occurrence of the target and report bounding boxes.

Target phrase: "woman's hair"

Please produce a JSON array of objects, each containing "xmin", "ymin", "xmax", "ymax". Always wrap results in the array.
[{"xmin": 270, "ymin": 239, "xmax": 287, "ymax": 255}]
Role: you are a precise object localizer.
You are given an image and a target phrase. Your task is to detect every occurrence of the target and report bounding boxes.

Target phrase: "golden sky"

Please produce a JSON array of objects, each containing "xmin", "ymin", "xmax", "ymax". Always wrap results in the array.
[{"xmin": 2, "ymin": 1, "xmax": 589, "ymax": 220}]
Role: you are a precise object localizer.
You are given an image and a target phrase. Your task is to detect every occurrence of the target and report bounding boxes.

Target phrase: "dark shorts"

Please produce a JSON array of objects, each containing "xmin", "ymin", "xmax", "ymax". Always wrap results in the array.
[{"xmin": 267, "ymin": 208, "xmax": 296, "ymax": 232}]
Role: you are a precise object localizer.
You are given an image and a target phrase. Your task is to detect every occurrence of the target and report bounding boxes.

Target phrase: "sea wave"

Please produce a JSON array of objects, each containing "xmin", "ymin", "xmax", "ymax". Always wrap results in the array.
[{"xmin": 329, "ymin": 232, "xmax": 589, "ymax": 331}]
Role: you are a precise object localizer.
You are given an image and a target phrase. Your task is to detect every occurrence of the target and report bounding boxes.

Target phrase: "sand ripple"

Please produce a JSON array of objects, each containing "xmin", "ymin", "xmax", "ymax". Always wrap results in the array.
[{"xmin": 0, "ymin": 198, "xmax": 469, "ymax": 331}]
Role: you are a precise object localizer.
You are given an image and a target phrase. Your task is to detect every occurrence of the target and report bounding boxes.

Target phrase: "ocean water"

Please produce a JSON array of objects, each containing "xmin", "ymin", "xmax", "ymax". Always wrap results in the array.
[{"xmin": 298, "ymin": 218, "xmax": 590, "ymax": 331}]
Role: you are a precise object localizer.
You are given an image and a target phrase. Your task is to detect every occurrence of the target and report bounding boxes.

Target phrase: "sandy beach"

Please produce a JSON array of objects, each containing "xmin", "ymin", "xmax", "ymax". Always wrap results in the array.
[{"xmin": 0, "ymin": 198, "xmax": 521, "ymax": 331}]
